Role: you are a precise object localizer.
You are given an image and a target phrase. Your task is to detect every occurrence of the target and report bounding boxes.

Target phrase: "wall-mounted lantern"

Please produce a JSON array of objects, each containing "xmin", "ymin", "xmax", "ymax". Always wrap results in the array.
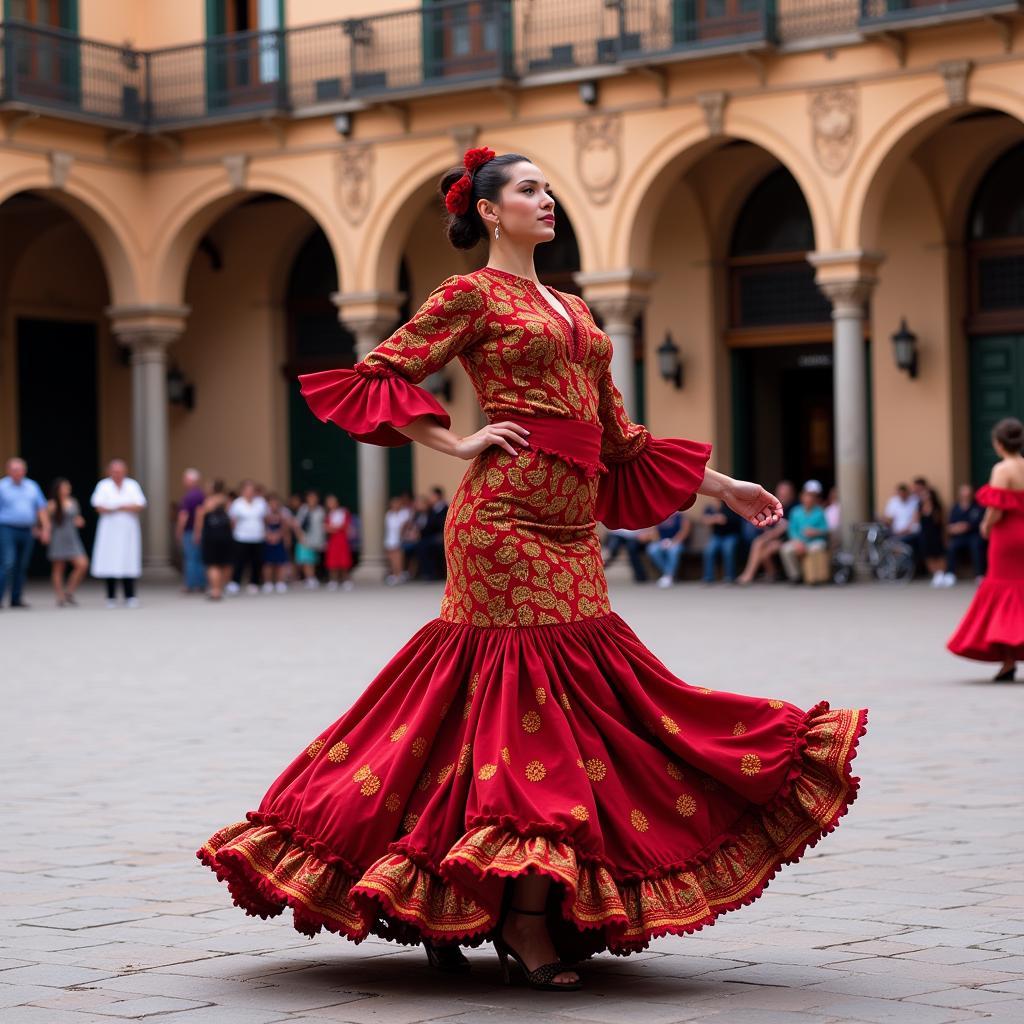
[
  {"xmin": 891, "ymin": 318, "xmax": 918, "ymax": 379},
  {"xmin": 657, "ymin": 332, "xmax": 683, "ymax": 390},
  {"xmin": 167, "ymin": 365, "xmax": 195, "ymax": 410}
]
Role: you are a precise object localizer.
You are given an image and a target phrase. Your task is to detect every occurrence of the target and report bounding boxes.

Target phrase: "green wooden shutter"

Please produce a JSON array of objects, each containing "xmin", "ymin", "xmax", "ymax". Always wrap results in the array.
[{"xmin": 970, "ymin": 335, "xmax": 1024, "ymax": 486}]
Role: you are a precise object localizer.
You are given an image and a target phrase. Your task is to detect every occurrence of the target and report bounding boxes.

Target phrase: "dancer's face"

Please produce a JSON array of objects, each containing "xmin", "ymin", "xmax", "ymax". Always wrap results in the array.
[{"xmin": 479, "ymin": 161, "xmax": 556, "ymax": 245}]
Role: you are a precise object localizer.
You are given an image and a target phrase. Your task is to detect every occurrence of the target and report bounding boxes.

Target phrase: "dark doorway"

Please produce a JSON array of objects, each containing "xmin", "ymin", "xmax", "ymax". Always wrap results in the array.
[
  {"xmin": 16, "ymin": 317, "xmax": 99, "ymax": 573},
  {"xmin": 732, "ymin": 344, "xmax": 834, "ymax": 490}
]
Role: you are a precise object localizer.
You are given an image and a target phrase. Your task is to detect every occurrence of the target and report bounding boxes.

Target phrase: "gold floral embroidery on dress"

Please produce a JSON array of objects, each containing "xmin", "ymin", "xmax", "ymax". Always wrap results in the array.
[
  {"xmin": 768, "ymin": 699, "xmax": 785, "ymax": 709},
  {"xmin": 500, "ymin": 746, "xmax": 511, "ymax": 765},
  {"xmin": 352, "ymin": 764, "xmax": 372, "ymax": 783},
  {"xmin": 384, "ymin": 792, "xmax": 401, "ymax": 812},
  {"xmin": 417, "ymin": 769, "xmax": 432, "ymax": 792},
  {"xmin": 521, "ymin": 710, "xmax": 541, "ymax": 734},
  {"xmin": 389, "ymin": 724, "xmax": 408, "ymax": 742},
  {"xmin": 436, "ymin": 763, "xmax": 455, "ymax": 785},
  {"xmin": 733, "ymin": 722, "xmax": 747, "ymax": 736},
  {"xmin": 584, "ymin": 758, "xmax": 607, "ymax": 782},
  {"xmin": 676, "ymin": 794, "xmax": 697, "ymax": 817},
  {"xmin": 661, "ymin": 715, "xmax": 681, "ymax": 735},
  {"xmin": 456, "ymin": 743, "xmax": 472, "ymax": 777},
  {"xmin": 402, "ymin": 812, "xmax": 419, "ymax": 832},
  {"xmin": 477, "ymin": 763, "xmax": 498, "ymax": 780},
  {"xmin": 559, "ymin": 692, "xmax": 572, "ymax": 712},
  {"xmin": 570, "ymin": 804, "xmax": 590, "ymax": 821},
  {"xmin": 410, "ymin": 736, "xmax": 427, "ymax": 758},
  {"xmin": 306, "ymin": 739, "xmax": 325, "ymax": 758},
  {"xmin": 534, "ymin": 687, "xmax": 547, "ymax": 705},
  {"xmin": 629, "ymin": 809, "xmax": 649, "ymax": 832},
  {"xmin": 740, "ymin": 754, "xmax": 762, "ymax": 776},
  {"xmin": 360, "ymin": 774, "xmax": 381, "ymax": 797},
  {"xmin": 524, "ymin": 759, "xmax": 546, "ymax": 782},
  {"xmin": 327, "ymin": 740, "xmax": 349, "ymax": 763},
  {"xmin": 666, "ymin": 762, "xmax": 684, "ymax": 781}
]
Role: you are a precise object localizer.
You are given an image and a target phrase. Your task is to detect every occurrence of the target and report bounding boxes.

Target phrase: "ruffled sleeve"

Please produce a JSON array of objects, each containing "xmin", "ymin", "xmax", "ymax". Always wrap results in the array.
[
  {"xmin": 977, "ymin": 484, "xmax": 1024, "ymax": 511},
  {"xmin": 298, "ymin": 275, "xmax": 486, "ymax": 448},
  {"xmin": 594, "ymin": 364, "xmax": 712, "ymax": 530}
]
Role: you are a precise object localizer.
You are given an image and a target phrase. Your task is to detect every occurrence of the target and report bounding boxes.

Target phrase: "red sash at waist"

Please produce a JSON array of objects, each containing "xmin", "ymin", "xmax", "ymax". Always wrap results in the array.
[{"xmin": 489, "ymin": 414, "xmax": 606, "ymax": 478}]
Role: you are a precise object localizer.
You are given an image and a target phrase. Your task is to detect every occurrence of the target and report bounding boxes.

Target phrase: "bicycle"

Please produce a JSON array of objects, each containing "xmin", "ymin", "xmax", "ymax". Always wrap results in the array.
[{"xmin": 832, "ymin": 521, "xmax": 916, "ymax": 585}]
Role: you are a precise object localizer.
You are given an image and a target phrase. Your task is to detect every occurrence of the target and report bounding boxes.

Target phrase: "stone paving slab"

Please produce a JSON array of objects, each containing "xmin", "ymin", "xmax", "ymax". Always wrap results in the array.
[{"xmin": 3, "ymin": 577, "xmax": 1023, "ymax": 1022}]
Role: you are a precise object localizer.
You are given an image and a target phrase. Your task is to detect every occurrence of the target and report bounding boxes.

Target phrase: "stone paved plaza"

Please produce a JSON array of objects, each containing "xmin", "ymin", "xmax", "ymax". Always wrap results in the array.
[{"xmin": 2, "ymin": 574, "xmax": 1023, "ymax": 1024}]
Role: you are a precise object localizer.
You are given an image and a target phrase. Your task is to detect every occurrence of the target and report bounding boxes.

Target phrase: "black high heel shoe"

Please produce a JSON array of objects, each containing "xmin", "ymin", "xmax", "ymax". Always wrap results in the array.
[
  {"xmin": 423, "ymin": 939, "xmax": 471, "ymax": 973},
  {"xmin": 993, "ymin": 664, "xmax": 1017, "ymax": 682},
  {"xmin": 493, "ymin": 906, "xmax": 581, "ymax": 991}
]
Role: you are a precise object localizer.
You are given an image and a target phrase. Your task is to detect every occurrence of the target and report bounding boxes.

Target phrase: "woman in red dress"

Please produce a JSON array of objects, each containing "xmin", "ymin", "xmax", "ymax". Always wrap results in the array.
[
  {"xmin": 948, "ymin": 417, "xmax": 1024, "ymax": 681},
  {"xmin": 199, "ymin": 148, "xmax": 867, "ymax": 990}
]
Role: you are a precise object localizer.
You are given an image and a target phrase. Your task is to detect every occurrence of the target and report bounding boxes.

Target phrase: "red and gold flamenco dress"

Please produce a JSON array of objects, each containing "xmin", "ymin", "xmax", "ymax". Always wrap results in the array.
[
  {"xmin": 198, "ymin": 267, "xmax": 867, "ymax": 958},
  {"xmin": 948, "ymin": 484, "xmax": 1024, "ymax": 663}
]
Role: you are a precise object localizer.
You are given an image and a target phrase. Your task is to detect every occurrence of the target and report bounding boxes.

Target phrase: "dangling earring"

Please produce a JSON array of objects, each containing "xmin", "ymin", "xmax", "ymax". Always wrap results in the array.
[{"xmin": 494, "ymin": 224, "xmax": 500, "ymax": 241}]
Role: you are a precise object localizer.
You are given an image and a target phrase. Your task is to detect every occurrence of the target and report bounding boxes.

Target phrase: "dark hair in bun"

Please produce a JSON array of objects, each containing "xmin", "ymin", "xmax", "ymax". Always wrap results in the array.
[
  {"xmin": 993, "ymin": 416, "xmax": 1024, "ymax": 454},
  {"xmin": 439, "ymin": 153, "xmax": 531, "ymax": 250}
]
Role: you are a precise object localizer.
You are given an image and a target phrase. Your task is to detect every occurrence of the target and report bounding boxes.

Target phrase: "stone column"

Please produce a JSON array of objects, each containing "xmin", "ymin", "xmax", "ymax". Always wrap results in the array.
[
  {"xmin": 333, "ymin": 292, "xmax": 404, "ymax": 580},
  {"xmin": 107, "ymin": 305, "xmax": 190, "ymax": 571},
  {"xmin": 808, "ymin": 252, "xmax": 882, "ymax": 544},
  {"xmin": 575, "ymin": 270, "xmax": 656, "ymax": 421}
]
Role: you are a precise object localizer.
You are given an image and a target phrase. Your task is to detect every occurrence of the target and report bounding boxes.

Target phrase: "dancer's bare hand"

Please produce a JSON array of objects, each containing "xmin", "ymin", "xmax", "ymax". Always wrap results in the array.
[
  {"xmin": 724, "ymin": 479, "xmax": 784, "ymax": 528},
  {"xmin": 453, "ymin": 421, "xmax": 531, "ymax": 461}
]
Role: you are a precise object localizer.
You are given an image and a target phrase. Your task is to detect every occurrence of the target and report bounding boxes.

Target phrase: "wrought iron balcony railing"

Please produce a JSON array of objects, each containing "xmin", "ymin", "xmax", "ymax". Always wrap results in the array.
[{"xmin": 0, "ymin": 0, "xmax": 1018, "ymax": 131}]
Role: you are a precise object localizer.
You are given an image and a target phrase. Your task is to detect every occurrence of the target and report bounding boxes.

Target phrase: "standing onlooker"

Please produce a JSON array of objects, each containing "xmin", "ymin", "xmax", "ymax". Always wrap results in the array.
[
  {"xmin": 918, "ymin": 487, "xmax": 948, "ymax": 587},
  {"xmin": 401, "ymin": 496, "xmax": 428, "ymax": 578},
  {"xmin": 737, "ymin": 480, "xmax": 796, "ymax": 585},
  {"xmin": 262, "ymin": 493, "xmax": 291, "ymax": 593},
  {"xmin": 943, "ymin": 484, "xmax": 986, "ymax": 585},
  {"xmin": 47, "ymin": 478, "xmax": 88, "ymax": 606},
  {"xmin": 384, "ymin": 494, "xmax": 412, "ymax": 585},
  {"xmin": 417, "ymin": 486, "xmax": 448, "ymax": 581},
  {"xmin": 175, "ymin": 468, "xmax": 207, "ymax": 594},
  {"xmin": 0, "ymin": 457, "xmax": 50, "ymax": 609},
  {"xmin": 294, "ymin": 490, "xmax": 326, "ymax": 588},
  {"xmin": 196, "ymin": 480, "xmax": 233, "ymax": 600},
  {"xmin": 90, "ymin": 458, "xmax": 146, "ymax": 608},
  {"xmin": 702, "ymin": 500, "xmax": 744, "ymax": 583},
  {"xmin": 227, "ymin": 480, "xmax": 268, "ymax": 595},
  {"xmin": 643, "ymin": 512, "xmax": 692, "ymax": 588},
  {"xmin": 779, "ymin": 480, "xmax": 830, "ymax": 583},
  {"xmin": 324, "ymin": 494, "xmax": 355, "ymax": 591}
]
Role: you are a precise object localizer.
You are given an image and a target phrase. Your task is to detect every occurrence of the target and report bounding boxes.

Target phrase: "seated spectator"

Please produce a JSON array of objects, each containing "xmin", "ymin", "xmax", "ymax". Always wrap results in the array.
[
  {"xmin": 780, "ymin": 480, "xmax": 829, "ymax": 583},
  {"xmin": 942, "ymin": 483, "xmax": 986, "ymax": 585},
  {"xmin": 917, "ymin": 486, "xmax": 948, "ymax": 587},
  {"xmin": 737, "ymin": 480, "xmax": 795, "ymax": 585},
  {"xmin": 824, "ymin": 486, "xmax": 841, "ymax": 540},
  {"xmin": 882, "ymin": 481, "xmax": 921, "ymax": 560},
  {"xmin": 642, "ymin": 512, "xmax": 692, "ymax": 588},
  {"xmin": 417, "ymin": 487, "xmax": 448, "ymax": 581},
  {"xmin": 402, "ymin": 495, "xmax": 428, "ymax": 578},
  {"xmin": 604, "ymin": 528, "xmax": 649, "ymax": 583},
  {"xmin": 702, "ymin": 501, "xmax": 744, "ymax": 584}
]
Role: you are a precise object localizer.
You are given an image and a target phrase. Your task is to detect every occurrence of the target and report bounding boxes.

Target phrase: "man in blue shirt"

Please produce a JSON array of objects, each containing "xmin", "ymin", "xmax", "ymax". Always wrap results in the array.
[
  {"xmin": 0, "ymin": 457, "xmax": 51, "ymax": 609},
  {"xmin": 779, "ymin": 479, "xmax": 830, "ymax": 583}
]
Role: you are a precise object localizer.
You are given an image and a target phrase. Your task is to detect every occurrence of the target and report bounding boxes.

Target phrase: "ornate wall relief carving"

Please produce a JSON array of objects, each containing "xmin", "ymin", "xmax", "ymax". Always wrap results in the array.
[
  {"xmin": 809, "ymin": 86, "xmax": 857, "ymax": 176},
  {"xmin": 335, "ymin": 143, "xmax": 374, "ymax": 226},
  {"xmin": 575, "ymin": 114, "xmax": 620, "ymax": 206}
]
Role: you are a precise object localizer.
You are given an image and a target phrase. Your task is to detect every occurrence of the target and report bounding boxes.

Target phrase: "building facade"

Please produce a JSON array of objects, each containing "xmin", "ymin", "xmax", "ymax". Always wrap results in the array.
[{"xmin": 1, "ymin": 0, "xmax": 1022, "ymax": 569}]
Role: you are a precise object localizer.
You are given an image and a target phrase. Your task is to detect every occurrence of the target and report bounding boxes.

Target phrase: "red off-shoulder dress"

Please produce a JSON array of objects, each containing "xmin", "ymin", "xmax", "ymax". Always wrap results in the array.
[
  {"xmin": 199, "ymin": 268, "xmax": 867, "ymax": 958},
  {"xmin": 948, "ymin": 484, "xmax": 1024, "ymax": 663}
]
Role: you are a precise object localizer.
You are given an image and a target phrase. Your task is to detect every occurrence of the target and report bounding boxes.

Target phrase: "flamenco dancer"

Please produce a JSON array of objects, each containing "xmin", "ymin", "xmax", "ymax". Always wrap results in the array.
[
  {"xmin": 948, "ymin": 417, "xmax": 1024, "ymax": 681},
  {"xmin": 199, "ymin": 148, "xmax": 868, "ymax": 990}
]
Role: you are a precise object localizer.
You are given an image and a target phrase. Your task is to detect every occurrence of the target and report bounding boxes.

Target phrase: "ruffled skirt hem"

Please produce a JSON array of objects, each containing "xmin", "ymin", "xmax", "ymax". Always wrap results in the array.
[{"xmin": 197, "ymin": 701, "xmax": 866, "ymax": 956}]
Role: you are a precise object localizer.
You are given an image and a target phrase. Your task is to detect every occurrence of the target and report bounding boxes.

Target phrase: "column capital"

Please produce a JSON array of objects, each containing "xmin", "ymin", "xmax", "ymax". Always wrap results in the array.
[
  {"xmin": 107, "ymin": 304, "xmax": 190, "ymax": 356},
  {"xmin": 807, "ymin": 250, "xmax": 884, "ymax": 316},
  {"xmin": 574, "ymin": 269, "xmax": 656, "ymax": 327}
]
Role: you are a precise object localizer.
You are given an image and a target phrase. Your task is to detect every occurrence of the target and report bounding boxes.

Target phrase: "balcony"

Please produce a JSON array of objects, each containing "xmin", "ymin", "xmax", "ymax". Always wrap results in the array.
[
  {"xmin": 0, "ymin": 0, "xmax": 1018, "ymax": 132},
  {"xmin": 858, "ymin": 0, "xmax": 1021, "ymax": 31}
]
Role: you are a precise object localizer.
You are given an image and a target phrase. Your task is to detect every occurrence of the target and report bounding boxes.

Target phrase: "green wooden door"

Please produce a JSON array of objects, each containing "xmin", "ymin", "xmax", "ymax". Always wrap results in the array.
[{"xmin": 970, "ymin": 335, "xmax": 1024, "ymax": 485}]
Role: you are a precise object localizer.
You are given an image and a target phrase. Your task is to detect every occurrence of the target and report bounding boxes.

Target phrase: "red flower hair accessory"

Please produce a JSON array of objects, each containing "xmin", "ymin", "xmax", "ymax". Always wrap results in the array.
[{"xmin": 445, "ymin": 146, "xmax": 496, "ymax": 215}]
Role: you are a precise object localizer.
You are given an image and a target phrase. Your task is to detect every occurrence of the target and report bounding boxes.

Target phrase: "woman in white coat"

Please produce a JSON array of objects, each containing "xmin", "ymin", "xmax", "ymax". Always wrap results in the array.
[{"xmin": 91, "ymin": 459, "xmax": 147, "ymax": 607}]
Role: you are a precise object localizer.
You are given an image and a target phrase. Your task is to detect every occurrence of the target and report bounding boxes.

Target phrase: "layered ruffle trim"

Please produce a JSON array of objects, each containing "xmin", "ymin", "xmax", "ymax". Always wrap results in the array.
[
  {"xmin": 948, "ymin": 577, "xmax": 1024, "ymax": 662},
  {"xmin": 977, "ymin": 484, "xmax": 1024, "ymax": 512},
  {"xmin": 198, "ymin": 702, "xmax": 865, "ymax": 955},
  {"xmin": 298, "ymin": 363, "xmax": 450, "ymax": 447},
  {"xmin": 596, "ymin": 436, "xmax": 713, "ymax": 530}
]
